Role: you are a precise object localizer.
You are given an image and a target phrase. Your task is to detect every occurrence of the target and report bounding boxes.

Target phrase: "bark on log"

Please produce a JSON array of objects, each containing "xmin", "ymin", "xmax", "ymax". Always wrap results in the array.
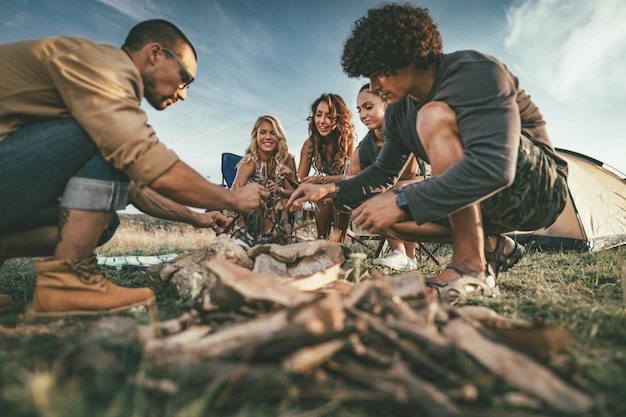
[
  {"xmin": 275, "ymin": 263, "xmax": 340, "ymax": 291},
  {"xmin": 205, "ymin": 257, "xmax": 317, "ymax": 306},
  {"xmin": 145, "ymin": 292, "xmax": 345, "ymax": 362},
  {"xmin": 442, "ymin": 318, "xmax": 594, "ymax": 414}
]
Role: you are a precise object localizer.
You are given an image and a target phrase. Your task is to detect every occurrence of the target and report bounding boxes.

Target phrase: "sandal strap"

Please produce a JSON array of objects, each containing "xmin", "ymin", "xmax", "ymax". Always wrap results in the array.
[
  {"xmin": 485, "ymin": 234, "xmax": 525, "ymax": 276},
  {"xmin": 485, "ymin": 234, "xmax": 506, "ymax": 261},
  {"xmin": 446, "ymin": 260, "xmax": 482, "ymax": 278}
]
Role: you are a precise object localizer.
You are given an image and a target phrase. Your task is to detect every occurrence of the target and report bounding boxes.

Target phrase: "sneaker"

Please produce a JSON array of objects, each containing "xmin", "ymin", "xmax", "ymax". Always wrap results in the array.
[
  {"xmin": 32, "ymin": 255, "xmax": 155, "ymax": 317},
  {"xmin": 407, "ymin": 257, "xmax": 418, "ymax": 270},
  {"xmin": 373, "ymin": 249, "xmax": 412, "ymax": 271}
]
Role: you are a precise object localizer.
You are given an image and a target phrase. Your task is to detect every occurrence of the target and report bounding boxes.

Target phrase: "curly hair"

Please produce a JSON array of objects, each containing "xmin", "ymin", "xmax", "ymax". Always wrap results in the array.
[
  {"xmin": 342, "ymin": 3, "xmax": 442, "ymax": 78},
  {"xmin": 306, "ymin": 93, "xmax": 355, "ymax": 175},
  {"xmin": 241, "ymin": 114, "xmax": 290, "ymax": 180}
]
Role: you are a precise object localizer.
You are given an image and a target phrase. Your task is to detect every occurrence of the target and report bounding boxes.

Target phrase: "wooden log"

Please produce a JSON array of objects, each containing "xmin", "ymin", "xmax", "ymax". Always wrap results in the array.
[
  {"xmin": 326, "ymin": 360, "xmax": 459, "ymax": 416},
  {"xmin": 275, "ymin": 263, "xmax": 340, "ymax": 291},
  {"xmin": 205, "ymin": 256, "xmax": 317, "ymax": 307},
  {"xmin": 146, "ymin": 292, "xmax": 345, "ymax": 362},
  {"xmin": 221, "ymin": 292, "xmax": 349, "ymax": 360},
  {"xmin": 346, "ymin": 306, "xmax": 463, "ymax": 384},
  {"xmin": 344, "ymin": 280, "xmax": 428, "ymax": 324},
  {"xmin": 453, "ymin": 306, "xmax": 573, "ymax": 359},
  {"xmin": 136, "ymin": 312, "xmax": 198, "ymax": 343},
  {"xmin": 348, "ymin": 333, "xmax": 393, "ymax": 368},
  {"xmin": 381, "ymin": 270, "xmax": 429, "ymax": 299},
  {"xmin": 442, "ymin": 318, "xmax": 594, "ymax": 414},
  {"xmin": 281, "ymin": 338, "xmax": 347, "ymax": 374}
]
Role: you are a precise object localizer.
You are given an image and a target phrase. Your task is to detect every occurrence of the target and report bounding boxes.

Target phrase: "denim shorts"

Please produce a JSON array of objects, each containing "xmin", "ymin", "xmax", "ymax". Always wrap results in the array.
[
  {"xmin": 432, "ymin": 135, "xmax": 568, "ymax": 234},
  {"xmin": 0, "ymin": 118, "xmax": 130, "ymax": 236}
]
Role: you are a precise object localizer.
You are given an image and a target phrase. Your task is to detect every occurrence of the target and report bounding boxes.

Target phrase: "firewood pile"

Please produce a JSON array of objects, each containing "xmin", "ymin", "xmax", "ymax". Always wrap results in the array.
[{"xmin": 70, "ymin": 236, "xmax": 603, "ymax": 416}]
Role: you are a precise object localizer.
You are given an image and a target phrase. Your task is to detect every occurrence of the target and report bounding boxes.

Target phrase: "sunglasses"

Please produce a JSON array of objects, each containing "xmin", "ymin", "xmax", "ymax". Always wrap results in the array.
[{"xmin": 162, "ymin": 46, "xmax": 194, "ymax": 90}]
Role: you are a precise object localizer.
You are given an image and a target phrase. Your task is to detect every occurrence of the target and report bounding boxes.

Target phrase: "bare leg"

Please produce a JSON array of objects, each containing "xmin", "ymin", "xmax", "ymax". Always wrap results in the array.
[
  {"xmin": 404, "ymin": 241, "xmax": 417, "ymax": 261},
  {"xmin": 54, "ymin": 208, "xmax": 113, "ymax": 261},
  {"xmin": 484, "ymin": 233, "xmax": 517, "ymax": 254},
  {"xmin": 333, "ymin": 208, "xmax": 350, "ymax": 243},
  {"xmin": 314, "ymin": 199, "xmax": 333, "ymax": 239},
  {"xmin": 416, "ymin": 101, "xmax": 486, "ymax": 283},
  {"xmin": 386, "ymin": 238, "xmax": 407, "ymax": 255}
]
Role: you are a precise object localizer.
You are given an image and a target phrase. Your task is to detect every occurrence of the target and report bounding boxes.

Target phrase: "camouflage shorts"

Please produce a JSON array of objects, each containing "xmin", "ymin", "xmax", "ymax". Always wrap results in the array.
[{"xmin": 433, "ymin": 135, "xmax": 568, "ymax": 234}]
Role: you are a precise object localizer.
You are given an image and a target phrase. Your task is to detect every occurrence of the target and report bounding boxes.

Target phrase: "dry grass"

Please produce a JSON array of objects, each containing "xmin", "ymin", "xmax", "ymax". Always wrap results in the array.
[{"xmin": 97, "ymin": 214, "xmax": 219, "ymax": 256}]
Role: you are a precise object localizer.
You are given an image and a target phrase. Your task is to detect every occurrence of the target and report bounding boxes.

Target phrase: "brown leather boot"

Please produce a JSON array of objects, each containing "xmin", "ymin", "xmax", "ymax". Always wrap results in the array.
[{"xmin": 32, "ymin": 255, "xmax": 155, "ymax": 317}]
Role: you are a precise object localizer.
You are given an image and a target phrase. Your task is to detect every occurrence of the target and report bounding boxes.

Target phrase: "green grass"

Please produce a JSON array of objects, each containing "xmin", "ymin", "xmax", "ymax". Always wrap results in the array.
[{"xmin": 1, "ymin": 216, "xmax": 625, "ymax": 417}]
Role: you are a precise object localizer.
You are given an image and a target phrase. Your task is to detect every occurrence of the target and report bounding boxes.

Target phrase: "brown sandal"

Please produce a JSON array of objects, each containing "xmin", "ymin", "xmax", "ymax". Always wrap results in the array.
[
  {"xmin": 427, "ymin": 260, "xmax": 500, "ymax": 304},
  {"xmin": 485, "ymin": 234, "xmax": 525, "ymax": 276}
]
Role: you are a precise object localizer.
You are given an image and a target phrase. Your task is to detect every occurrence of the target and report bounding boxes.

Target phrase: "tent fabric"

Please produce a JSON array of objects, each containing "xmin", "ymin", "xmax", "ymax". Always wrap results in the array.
[{"xmin": 512, "ymin": 149, "xmax": 626, "ymax": 252}]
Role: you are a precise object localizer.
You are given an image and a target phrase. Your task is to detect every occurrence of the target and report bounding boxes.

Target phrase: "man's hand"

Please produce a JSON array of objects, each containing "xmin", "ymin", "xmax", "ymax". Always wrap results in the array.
[
  {"xmin": 232, "ymin": 183, "xmax": 268, "ymax": 213},
  {"xmin": 286, "ymin": 183, "xmax": 335, "ymax": 212},
  {"xmin": 191, "ymin": 210, "xmax": 232, "ymax": 233},
  {"xmin": 352, "ymin": 191, "xmax": 406, "ymax": 234}
]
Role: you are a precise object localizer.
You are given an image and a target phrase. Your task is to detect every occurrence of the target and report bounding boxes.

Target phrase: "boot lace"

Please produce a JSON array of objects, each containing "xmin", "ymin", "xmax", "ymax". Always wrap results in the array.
[{"xmin": 71, "ymin": 255, "xmax": 109, "ymax": 285}]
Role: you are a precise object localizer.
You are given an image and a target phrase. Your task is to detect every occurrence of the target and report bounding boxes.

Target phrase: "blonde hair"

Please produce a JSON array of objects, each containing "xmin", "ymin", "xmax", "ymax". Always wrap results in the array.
[{"xmin": 241, "ymin": 114, "xmax": 290, "ymax": 179}]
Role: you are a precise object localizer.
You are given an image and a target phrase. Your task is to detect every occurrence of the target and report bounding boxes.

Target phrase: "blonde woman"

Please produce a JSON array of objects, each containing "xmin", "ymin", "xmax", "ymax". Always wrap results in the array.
[{"xmin": 232, "ymin": 114, "xmax": 298, "ymax": 239}]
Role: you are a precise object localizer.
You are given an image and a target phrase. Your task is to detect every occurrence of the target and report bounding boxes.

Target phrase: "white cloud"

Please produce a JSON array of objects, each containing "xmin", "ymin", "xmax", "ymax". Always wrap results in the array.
[
  {"xmin": 505, "ymin": 0, "xmax": 626, "ymax": 104},
  {"xmin": 95, "ymin": 0, "xmax": 166, "ymax": 21}
]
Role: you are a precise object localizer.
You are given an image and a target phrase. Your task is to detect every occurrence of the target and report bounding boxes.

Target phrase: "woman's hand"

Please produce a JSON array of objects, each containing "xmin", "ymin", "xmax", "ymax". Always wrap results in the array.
[
  {"xmin": 265, "ymin": 179, "xmax": 277, "ymax": 193},
  {"xmin": 276, "ymin": 163, "xmax": 293, "ymax": 178}
]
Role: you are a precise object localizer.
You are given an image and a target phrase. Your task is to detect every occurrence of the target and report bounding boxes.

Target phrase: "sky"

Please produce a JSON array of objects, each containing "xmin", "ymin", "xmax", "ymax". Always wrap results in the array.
[{"xmin": 2, "ymin": 0, "xmax": 625, "ymax": 206}]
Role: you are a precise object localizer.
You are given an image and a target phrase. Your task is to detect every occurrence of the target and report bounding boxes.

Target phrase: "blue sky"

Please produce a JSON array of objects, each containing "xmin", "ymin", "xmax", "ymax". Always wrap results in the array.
[{"xmin": 2, "ymin": 0, "xmax": 625, "ymax": 191}]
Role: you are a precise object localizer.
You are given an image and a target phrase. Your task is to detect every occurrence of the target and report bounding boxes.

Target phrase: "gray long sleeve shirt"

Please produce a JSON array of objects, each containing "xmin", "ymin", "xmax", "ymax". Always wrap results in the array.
[{"xmin": 336, "ymin": 50, "xmax": 567, "ymax": 225}]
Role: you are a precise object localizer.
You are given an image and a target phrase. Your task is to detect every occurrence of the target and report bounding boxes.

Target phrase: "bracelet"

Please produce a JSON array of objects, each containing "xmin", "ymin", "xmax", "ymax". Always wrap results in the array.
[{"xmin": 320, "ymin": 176, "xmax": 326, "ymax": 184}]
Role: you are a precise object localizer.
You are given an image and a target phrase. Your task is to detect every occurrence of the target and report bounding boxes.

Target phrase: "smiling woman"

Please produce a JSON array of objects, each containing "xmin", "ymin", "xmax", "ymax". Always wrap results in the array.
[
  {"xmin": 229, "ymin": 114, "xmax": 299, "ymax": 241},
  {"xmin": 297, "ymin": 93, "xmax": 356, "ymax": 242}
]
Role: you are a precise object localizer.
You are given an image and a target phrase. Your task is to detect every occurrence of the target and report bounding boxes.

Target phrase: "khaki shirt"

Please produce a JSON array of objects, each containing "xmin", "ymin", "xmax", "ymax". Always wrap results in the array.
[{"xmin": 0, "ymin": 36, "xmax": 178, "ymax": 188}]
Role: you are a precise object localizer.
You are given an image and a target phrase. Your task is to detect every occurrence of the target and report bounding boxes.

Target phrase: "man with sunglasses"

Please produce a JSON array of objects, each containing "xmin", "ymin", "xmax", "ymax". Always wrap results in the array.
[{"xmin": 0, "ymin": 19, "xmax": 268, "ymax": 315}]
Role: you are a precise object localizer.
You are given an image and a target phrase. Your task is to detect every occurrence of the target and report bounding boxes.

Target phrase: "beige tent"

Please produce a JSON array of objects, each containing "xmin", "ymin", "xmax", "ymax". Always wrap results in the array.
[{"xmin": 513, "ymin": 149, "xmax": 626, "ymax": 252}]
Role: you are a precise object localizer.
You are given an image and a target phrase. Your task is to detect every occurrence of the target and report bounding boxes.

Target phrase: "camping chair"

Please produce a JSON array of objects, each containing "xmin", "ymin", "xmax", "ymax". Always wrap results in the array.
[
  {"xmin": 345, "ymin": 223, "xmax": 440, "ymax": 266},
  {"xmin": 221, "ymin": 152, "xmax": 243, "ymax": 188}
]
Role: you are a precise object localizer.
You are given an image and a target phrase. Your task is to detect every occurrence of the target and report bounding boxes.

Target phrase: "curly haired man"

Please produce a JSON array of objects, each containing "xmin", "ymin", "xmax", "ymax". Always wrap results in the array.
[{"xmin": 288, "ymin": 3, "xmax": 568, "ymax": 303}]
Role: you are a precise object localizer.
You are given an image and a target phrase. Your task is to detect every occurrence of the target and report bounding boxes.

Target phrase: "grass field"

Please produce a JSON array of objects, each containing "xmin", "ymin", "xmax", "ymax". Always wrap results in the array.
[{"xmin": 0, "ymin": 214, "xmax": 625, "ymax": 417}]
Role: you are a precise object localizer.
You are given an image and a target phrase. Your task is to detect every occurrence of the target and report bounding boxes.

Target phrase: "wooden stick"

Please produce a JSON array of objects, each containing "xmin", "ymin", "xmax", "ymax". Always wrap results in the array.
[{"xmin": 443, "ymin": 318, "xmax": 594, "ymax": 414}]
